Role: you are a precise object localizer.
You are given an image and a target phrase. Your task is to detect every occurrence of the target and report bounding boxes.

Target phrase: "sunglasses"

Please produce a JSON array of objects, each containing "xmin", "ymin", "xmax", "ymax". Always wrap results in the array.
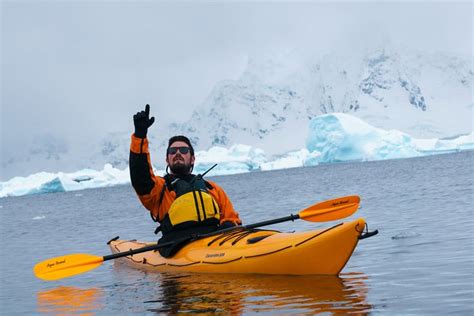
[{"xmin": 167, "ymin": 146, "xmax": 190, "ymax": 155}]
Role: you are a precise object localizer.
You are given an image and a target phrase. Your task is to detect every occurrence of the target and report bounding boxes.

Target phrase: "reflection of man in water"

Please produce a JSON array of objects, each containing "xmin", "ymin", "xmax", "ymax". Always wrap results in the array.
[{"xmin": 145, "ymin": 275, "xmax": 243, "ymax": 315}]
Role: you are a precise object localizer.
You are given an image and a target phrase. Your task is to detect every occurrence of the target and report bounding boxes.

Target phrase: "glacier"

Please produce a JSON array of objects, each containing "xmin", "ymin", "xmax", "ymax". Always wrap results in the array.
[
  {"xmin": 171, "ymin": 50, "xmax": 473, "ymax": 156},
  {"xmin": 1, "ymin": 114, "xmax": 472, "ymax": 198}
]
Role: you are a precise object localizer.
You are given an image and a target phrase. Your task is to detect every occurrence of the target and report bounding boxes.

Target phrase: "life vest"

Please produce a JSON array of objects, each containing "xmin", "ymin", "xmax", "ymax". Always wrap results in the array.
[{"xmin": 159, "ymin": 174, "xmax": 221, "ymax": 235}]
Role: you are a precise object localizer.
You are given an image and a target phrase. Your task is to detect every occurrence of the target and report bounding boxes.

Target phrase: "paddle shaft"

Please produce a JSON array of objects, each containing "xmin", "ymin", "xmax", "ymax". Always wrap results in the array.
[
  {"xmin": 245, "ymin": 214, "xmax": 299, "ymax": 229},
  {"xmin": 103, "ymin": 243, "xmax": 168, "ymax": 261}
]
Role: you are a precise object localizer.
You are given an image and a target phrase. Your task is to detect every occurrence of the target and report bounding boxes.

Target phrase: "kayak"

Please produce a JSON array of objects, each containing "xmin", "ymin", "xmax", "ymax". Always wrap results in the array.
[{"xmin": 108, "ymin": 218, "xmax": 367, "ymax": 275}]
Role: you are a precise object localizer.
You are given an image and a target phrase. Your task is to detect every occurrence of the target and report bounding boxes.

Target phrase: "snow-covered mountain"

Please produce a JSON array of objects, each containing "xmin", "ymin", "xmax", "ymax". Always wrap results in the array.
[
  {"xmin": 171, "ymin": 49, "xmax": 473, "ymax": 155},
  {"xmin": 1, "ymin": 49, "xmax": 472, "ymax": 181}
]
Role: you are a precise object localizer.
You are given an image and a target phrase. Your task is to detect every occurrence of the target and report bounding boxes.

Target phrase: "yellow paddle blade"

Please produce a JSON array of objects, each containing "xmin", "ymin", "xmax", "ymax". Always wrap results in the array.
[
  {"xmin": 299, "ymin": 195, "xmax": 360, "ymax": 222},
  {"xmin": 34, "ymin": 254, "xmax": 104, "ymax": 281}
]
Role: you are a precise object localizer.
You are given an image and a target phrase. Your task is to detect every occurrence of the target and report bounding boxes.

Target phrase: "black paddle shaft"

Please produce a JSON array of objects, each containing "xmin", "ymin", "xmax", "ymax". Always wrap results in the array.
[
  {"xmin": 103, "ymin": 213, "xmax": 300, "ymax": 261},
  {"xmin": 103, "ymin": 243, "xmax": 171, "ymax": 261},
  {"xmin": 245, "ymin": 214, "xmax": 300, "ymax": 229}
]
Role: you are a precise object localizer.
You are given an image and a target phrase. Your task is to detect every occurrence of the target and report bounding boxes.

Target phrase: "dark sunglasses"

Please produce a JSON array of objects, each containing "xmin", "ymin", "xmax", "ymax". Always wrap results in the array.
[{"xmin": 167, "ymin": 146, "xmax": 190, "ymax": 155}]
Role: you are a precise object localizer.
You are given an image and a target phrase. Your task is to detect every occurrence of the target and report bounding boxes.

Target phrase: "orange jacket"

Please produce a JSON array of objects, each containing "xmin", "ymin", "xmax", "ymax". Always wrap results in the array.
[{"xmin": 129, "ymin": 134, "xmax": 241, "ymax": 225}]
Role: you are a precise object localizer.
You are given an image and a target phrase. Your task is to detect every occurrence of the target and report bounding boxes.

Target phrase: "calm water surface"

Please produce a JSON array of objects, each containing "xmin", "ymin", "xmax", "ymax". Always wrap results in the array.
[{"xmin": 1, "ymin": 151, "xmax": 473, "ymax": 314}]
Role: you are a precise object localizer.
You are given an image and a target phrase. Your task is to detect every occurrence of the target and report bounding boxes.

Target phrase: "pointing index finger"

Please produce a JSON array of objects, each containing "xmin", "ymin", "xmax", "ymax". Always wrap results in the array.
[{"xmin": 145, "ymin": 104, "xmax": 150, "ymax": 116}]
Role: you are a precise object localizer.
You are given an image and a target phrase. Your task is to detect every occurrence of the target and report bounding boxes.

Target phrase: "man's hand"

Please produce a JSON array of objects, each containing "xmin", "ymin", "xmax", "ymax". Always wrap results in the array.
[
  {"xmin": 133, "ymin": 104, "xmax": 155, "ymax": 138},
  {"xmin": 219, "ymin": 221, "xmax": 238, "ymax": 230}
]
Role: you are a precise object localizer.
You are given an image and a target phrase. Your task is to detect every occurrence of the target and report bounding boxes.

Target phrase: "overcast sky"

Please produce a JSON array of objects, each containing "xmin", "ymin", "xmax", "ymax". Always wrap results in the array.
[{"xmin": 1, "ymin": 1, "xmax": 473, "ymax": 169}]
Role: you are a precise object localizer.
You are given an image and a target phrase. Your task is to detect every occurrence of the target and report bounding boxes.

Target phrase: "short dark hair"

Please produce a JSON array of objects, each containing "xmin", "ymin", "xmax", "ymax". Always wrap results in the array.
[{"xmin": 167, "ymin": 135, "xmax": 194, "ymax": 156}]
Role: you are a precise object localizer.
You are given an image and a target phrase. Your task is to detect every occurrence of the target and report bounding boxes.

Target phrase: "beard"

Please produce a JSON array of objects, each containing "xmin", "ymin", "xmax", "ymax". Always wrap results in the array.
[{"xmin": 169, "ymin": 161, "xmax": 193, "ymax": 175}]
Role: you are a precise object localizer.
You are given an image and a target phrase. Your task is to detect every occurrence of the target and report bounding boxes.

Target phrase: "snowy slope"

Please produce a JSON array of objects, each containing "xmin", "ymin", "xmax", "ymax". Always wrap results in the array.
[{"xmin": 171, "ymin": 49, "xmax": 473, "ymax": 154}]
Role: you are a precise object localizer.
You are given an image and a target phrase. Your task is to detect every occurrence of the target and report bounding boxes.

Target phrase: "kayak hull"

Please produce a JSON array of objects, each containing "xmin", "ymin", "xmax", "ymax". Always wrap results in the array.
[{"xmin": 108, "ymin": 218, "xmax": 366, "ymax": 275}]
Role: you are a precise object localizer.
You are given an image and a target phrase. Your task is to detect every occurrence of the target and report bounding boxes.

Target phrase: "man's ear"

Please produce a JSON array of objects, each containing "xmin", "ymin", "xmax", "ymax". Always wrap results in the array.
[
  {"xmin": 191, "ymin": 156, "xmax": 195, "ymax": 165},
  {"xmin": 166, "ymin": 156, "xmax": 170, "ymax": 165}
]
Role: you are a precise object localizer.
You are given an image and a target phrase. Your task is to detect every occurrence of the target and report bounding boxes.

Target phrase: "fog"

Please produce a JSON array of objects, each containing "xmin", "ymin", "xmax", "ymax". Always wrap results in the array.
[{"xmin": 1, "ymin": 1, "xmax": 472, "ymax": 179}]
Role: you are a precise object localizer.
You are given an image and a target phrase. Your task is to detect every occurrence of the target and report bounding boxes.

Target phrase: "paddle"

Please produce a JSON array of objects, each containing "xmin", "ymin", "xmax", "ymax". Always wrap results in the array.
[{"xmin": 34, "ymin": 195, "xmax": 360, "ymax": 281}]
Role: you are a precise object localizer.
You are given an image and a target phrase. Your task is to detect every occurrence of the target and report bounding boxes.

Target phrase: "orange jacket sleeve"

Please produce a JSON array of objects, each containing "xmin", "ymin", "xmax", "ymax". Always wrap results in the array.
[{"xmin": 207, "ymin": 180, "xmax": 242, "ymax": 225}]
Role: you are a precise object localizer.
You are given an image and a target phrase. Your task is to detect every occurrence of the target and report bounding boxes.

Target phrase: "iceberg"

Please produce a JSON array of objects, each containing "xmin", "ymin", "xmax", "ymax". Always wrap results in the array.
[
  {"xmin": 0, "ymin": 164, "xmax": 130, "ymax": 198},
  {"xmin": 307, "ymin": 113, "xmax": 421, "ymax": 162},
  {"xmin": 1, "ymin": 114, "xmax": 472, "ymax": 198},
  {"xmin": 306, "ymin": 113, "xmax": 473, "ymax": 163},
  {"xmin": 194, "ymin": 144, "xmax": 266, "ymax": 175},
  {"xmin": 260, "ymin": 149, "xmax": 321, "ymax": 171}
]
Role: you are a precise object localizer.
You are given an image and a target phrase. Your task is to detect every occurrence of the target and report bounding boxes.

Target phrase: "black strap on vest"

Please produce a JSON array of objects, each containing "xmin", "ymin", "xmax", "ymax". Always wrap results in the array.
[
  {"xmin": 191, "ymin": 190, "xmax": 201, "ymax": 222},
  {"xmin": 212, "ymin": 199, "xmax": 218, "ymax": 215}
]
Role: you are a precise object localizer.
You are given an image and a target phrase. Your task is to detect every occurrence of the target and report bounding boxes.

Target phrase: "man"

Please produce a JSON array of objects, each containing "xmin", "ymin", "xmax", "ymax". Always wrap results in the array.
[{"xmin": 129, "ymin": 104, "xmax": 241, "ymax": 255}]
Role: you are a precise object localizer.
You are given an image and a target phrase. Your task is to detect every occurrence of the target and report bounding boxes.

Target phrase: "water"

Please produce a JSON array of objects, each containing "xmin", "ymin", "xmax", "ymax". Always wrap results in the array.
[{"xmin": 1, "ymin": 151, "xmax": 473, "ymax": 314}]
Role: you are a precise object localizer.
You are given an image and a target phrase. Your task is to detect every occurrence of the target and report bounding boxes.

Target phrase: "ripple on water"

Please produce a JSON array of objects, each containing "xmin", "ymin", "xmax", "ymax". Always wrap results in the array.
[{"xmin": 391, "ymin": 231, "xmax": 421, "ymax": 239}]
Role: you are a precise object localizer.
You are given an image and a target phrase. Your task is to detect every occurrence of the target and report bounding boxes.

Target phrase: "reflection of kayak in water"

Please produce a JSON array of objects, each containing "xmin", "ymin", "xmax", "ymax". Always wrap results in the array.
[
  {"xmin": 137, "ymin": 271, "xmax": 372, "ymax": 314},
  {"xmin": 35, "ymin": 271, "xmax": 371, "ymax": 314},
  {"xmin": 37, "ymin": 286, "xmax": 102, "ymax": 314},
  {"xmin": 109, "ymin": 218, "xmax": 367, "ymax": 275}
]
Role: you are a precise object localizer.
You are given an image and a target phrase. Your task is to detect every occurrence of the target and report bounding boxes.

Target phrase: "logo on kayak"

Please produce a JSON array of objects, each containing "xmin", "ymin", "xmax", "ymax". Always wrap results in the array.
[
  {"xmin": 46, "ymin": 259, "xmax": 66, "ymax": 268},
  {"xmin": 205, "ymin": 253, "xmax": 225, "ymax": 258},
  {"xmin": 332, "ymin": 199, "xmax": 349, "ymax": 206}
]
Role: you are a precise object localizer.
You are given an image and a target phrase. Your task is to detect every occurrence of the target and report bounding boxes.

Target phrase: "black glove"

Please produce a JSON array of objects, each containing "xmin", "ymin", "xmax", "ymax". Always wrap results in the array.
[
  {"xmin": 219, "ymin": 221, "xmax": 237, "ymax": 230},
  {"xmin": 133, "ymin": 104, "xmax": 155, "ymax": 138}
]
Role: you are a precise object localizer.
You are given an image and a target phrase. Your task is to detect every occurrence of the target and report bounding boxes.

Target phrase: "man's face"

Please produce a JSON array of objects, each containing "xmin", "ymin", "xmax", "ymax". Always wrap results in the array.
[{"xmin": 166, "ymin": 141, "xmax": 195, "ymax": 175}]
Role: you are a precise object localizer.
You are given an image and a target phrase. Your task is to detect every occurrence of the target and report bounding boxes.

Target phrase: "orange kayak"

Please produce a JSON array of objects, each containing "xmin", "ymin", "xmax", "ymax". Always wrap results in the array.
[{"xmin": 108, "ymin": 218, "xmax": 366, "ymax": 275}]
